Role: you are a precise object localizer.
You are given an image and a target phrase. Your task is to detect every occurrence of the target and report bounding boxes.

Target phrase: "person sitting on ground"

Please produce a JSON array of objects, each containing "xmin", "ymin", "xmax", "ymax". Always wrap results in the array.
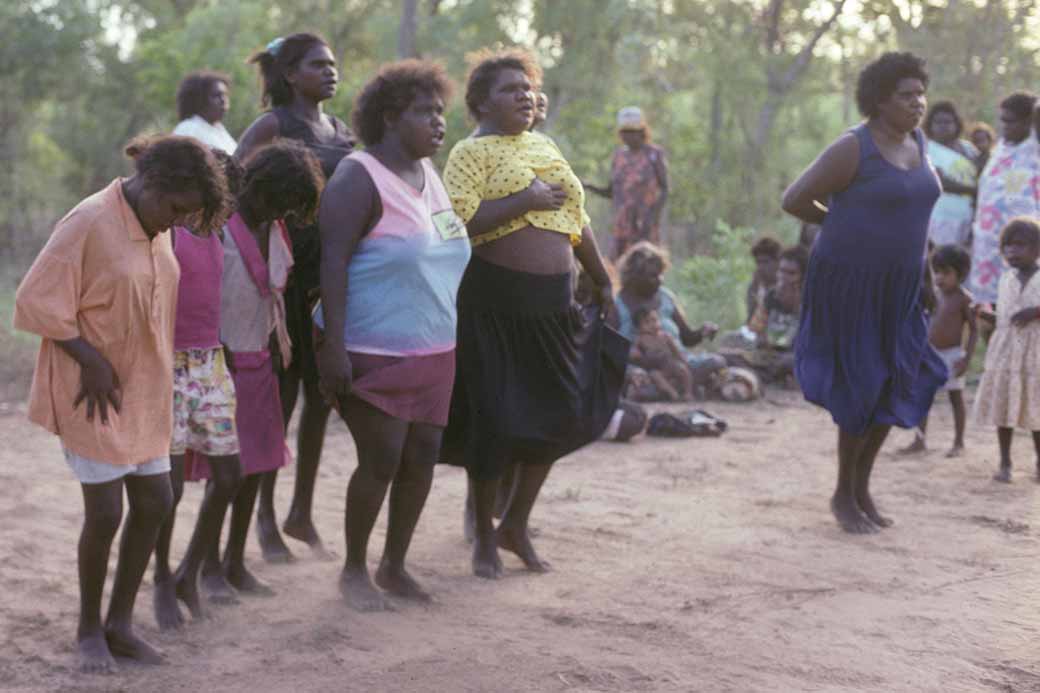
[
  {"xmin": 745, "ymin": 244, "xmax": 809, "ymax": 384},
  {"xmin": 899, "ymin": 243, "xmax": 977, "ymax": 457},
  {"xmin": 614, "ymin": 241, "xmax": 725, "ymax": 395},
  {"xmin": 630, "ymin": 307, "xmax": 693, "ymax": 401},
  {"xmin": 747, "ymin": 236, "xmax": 782, "ymax": 322}
]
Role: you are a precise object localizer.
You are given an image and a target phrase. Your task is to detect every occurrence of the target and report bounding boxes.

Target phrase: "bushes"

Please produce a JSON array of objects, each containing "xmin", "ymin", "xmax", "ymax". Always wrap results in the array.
[{"xmin": 670, "ymin": 220, "xmax": 756, "ymax": 330}]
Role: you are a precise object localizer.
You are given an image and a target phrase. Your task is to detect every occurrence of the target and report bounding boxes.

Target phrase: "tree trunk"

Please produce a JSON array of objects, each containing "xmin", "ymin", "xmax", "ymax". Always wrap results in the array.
[{"xmin": 397, "ymin": 0, "xmax": 419, "ymax": 59}]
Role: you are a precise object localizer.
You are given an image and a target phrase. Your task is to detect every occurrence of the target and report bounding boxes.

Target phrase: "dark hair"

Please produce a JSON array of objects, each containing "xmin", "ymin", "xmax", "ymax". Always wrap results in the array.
[
  {"xmin": 930, "ymin": 244, "xmax": 971, "ymax": 280},
  {"xmin": 248, "ymin": 33, "xmax": 329, "ymax": 108},
  {"xmin": 238, "ymin": 140, "xmax": 326, "ymax": 225},
  {"xmin": 779, "ymin": 245, "xmax": 809, "ymax": 277},
  {"xmin": 352, "ymin": 59, "xmax": 453, "ymax": 146},
  {"xmin": 632, "ymin": 307, "xmax": 659, "ymax": 326},
  {"xmin": 1000, "ymin": 91, "xmax": 1038, "ymax": 121},
  {"xmin": 464, "ymin": 47, "xmax": 542, "ymax": 121},
  {"xmin": 1000, "ymin": 217, "xmax": 1040, "ymax": 250},
  {"xmin": 124, "ymin": 135, "xmax": 231, "ymax": 235},
  {"xmin": 855, "ymin": 52, "xmax": 929, "ymax": 118},
  {"xmin": 751, "ymin": 236, "xmax": 782, "ymax": 259},
  {"xmin": 618, "ymin": 241, "xmax": 670, "ymax": 286},
  {"xmin": 175, "ymin": 70, "xmax": 230, "ymax": 121},
  {"xmin": 210, "ymin": 149, "xmax": 244, "ymax": 198},
  {"xmin": 924, "ymin": 100, "xmax": 962, "ymax": 140}
]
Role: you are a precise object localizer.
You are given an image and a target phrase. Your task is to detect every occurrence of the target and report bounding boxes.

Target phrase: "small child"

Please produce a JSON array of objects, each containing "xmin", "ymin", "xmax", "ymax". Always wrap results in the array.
[
  {"xmin": 746, "ymin": 244, "xmax": 807, "ymax": 383},
  {"xmin": 974, "ymin": 218, "xmax": 1040, "ymax": 482},
  {"xmin": 630, "ymin": 307, "xmax": 693, "ymax": 401},
  {"xmin": 900, "ymin": 244, "xmax": 977, "ymax": 457}
]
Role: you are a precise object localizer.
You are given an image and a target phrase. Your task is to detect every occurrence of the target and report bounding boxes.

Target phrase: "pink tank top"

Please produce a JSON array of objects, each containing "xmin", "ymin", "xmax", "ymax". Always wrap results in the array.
[{"xmin": 173, "ymin": 226, "xmax": 223, "ymax": 350}]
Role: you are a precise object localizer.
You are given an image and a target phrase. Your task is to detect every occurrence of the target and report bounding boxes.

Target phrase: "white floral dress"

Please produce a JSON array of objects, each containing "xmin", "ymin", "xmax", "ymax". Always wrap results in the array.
[{"xmin": 974, "ymin": 269, "xmax": 1040, "ymax": 429}]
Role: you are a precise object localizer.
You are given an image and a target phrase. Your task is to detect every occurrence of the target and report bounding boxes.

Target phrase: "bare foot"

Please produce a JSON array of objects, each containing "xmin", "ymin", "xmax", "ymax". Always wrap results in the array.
[
  {"xmin": 463, "ymin": 494, "xmax": 476, "ymax": 545},
  {"xmin": 77, "ymin": 631, "xmax": 117, "ymax": 674},
  {"xmin": 993, "ymin": 465, "xmax": 1012, "ymax": 483},
  {"xmin": 472, "ymin": 536, "xmax": 503, "ymax": 579},
  {"xmin": 374, "ymin": 561, "xmax": 432, "ymax": 602},
  {"xmin": 153, "ymin": 577, "xmax": 184, "ymax": 631},
  {"xmin": 830, "ymin": 495, "xmax": 879, "ymax": 534},
  {"xmin": 339, "ymin": 567, "xmax": 389, "ymax": 611},
  {"xmin": 256, "ymin": 513, "xmax": 294, "ymax": 564},
  {"xmin": 855, "ymin": 492, "xmax": 893, "ymax": 529},
  {"xmin": 200, "ymin": 571, "xmax": 239, "ymax": 605},
  {"xmin": 174, "ymin": 569, "xmax": 207, "ymax": 620},
  {"xmin": 497, "ymin": 525, "xmax": 551, "ymax": 572},
  {"xmin": 104, "ymin": 625, "xmax": 164, "ymax": 665},
  {"xmin": 897, "ymin": 437, "xmax": 926, "ymax": 455},
  {"xmin": 224, "ymin": 562, "xmax": 275, "ymax": 597},
  {"xmin": 945, "ymin": 445, "xmax": 964, "ymax": 459},
  {"xmin": 282, "ymin": 516, "xmax": 334, "ymax": 560}
]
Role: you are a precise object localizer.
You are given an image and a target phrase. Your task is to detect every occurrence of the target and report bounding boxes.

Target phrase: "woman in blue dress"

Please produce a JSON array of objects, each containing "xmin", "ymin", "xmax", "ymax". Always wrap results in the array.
[{"xmin": 782, "ymin": 52, "xmax": 946, "ymax": 534}]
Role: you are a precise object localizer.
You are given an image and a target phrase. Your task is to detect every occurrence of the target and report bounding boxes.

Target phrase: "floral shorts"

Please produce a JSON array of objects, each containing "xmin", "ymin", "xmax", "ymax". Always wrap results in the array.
[{"xmin": 171, "ymin": 347, "xmax": 239, "ymax": 457}]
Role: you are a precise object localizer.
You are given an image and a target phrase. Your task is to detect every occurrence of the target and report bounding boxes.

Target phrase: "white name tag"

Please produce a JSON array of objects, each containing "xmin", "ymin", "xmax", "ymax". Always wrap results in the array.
[{"xmin": 432, "ymin": 209, "xmax": 468, "ymax": 241}]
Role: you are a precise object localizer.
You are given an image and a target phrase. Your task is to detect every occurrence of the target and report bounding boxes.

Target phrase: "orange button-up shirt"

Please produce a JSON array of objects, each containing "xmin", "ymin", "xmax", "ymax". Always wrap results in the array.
[{"xmin": 14, "ymin": 179, "xmax": 180, "ymax": 464}]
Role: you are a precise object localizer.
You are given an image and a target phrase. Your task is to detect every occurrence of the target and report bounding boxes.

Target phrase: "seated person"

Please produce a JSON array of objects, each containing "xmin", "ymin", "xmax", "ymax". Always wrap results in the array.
[{"xmin": 630, "ymin": 307, "xmax": 693, "ymax": 401}]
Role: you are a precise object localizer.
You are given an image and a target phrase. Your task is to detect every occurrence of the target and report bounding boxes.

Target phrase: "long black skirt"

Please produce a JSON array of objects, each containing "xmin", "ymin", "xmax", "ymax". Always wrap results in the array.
[{"xmin": 440, "ymin": 256, "xmax": 629, "ymax": 480}]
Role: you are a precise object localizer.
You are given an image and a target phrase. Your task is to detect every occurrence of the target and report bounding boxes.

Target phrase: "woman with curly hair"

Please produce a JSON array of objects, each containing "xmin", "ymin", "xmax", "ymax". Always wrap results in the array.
[
  {"xmin": 440, "ymin": 48, "xmax": 626, "ymax": 579},
  {"xmin": 13, "ymin": 135, "xmax": 231, "ymax": 672},
  {"xmin": 236, "ymin": 33, "xmax": 356, "ymax": 564},
  {"xmin": 316, "ymin": 60, "xmax": 468, "ymax": 610},
  {"xmin": 924, "ymin": 100, "xmax": 978, "ymax": 247},
  {"xmin": 782, "ymin": 52, "xmax": 945, "ymax": 534},
  {"xmin": 172, "ymin": 70, "xmax": 237, "ymax": 154}
]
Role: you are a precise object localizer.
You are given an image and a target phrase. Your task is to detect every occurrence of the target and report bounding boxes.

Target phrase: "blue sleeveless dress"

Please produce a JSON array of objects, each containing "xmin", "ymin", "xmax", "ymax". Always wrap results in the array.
[{"xmin": 795, "ymin": 124, "xmax": 946, "ymax": 434}]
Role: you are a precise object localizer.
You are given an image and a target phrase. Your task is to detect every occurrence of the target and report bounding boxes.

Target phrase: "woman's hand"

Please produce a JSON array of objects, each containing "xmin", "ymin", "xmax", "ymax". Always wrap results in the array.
[
  {"xmin": 74, "ymin": 353, "xmax": 122, "ymax": 424},
  {"xmin": 700, "ymin": 322, "xmax": 719, "ymax": 341},
  {"xmin": 524, "ymin": 178, "xmax": 567, "ymax": 211},
  {"xmin": 317, "ymin": 340, "xmax": 352, "ymax": 403},
  {"xmin": 1010, "ymin": 306, "xmax": 1040, "ymax": 326}
]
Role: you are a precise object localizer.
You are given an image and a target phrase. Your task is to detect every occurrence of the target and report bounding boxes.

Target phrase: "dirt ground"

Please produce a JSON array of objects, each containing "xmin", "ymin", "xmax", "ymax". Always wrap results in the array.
[{"xmin": 2, "ymin": 388, "xmax": 1040, "ymax": 693}]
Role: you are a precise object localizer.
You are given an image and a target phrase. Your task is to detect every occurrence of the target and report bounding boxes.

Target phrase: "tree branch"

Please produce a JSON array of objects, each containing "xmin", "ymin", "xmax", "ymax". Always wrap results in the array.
[{"xmin": 776, "ymin": 0, "xmax": 847, "ymax": 92}]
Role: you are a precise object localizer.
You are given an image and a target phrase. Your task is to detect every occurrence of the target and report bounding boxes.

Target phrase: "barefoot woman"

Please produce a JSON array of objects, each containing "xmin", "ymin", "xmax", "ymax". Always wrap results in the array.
[
  {"xmin": 781, "ymin": 52, "xmax": 946, "ymax": 533},
  {"xmin": 236, "ymin": 33, "xmax": 356, "ymax": 561},
  {"xmin": 317, "ymin": 60, "xmax": 469, "ymax": 609},
  {"xmin": 441, "ymin": 48, "xmax": 625, "ymax": 577}
]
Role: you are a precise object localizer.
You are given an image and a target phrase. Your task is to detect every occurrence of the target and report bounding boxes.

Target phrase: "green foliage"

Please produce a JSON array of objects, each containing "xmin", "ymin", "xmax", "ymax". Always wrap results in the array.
[{"xmin": 672, "ymin": 221, "xmax": 757, "ymax": 331}]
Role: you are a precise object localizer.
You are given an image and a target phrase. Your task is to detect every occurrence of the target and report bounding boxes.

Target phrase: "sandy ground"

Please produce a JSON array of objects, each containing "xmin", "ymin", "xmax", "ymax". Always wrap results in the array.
[{"xmin": 2, "ymin": 388, "xmax": 1040, "ymax": 693}]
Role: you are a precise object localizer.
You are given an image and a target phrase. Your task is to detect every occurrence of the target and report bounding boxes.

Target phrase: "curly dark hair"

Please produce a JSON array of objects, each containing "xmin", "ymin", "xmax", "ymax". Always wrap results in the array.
[
  {"xmin": 464, "ymin": 47, "xmax": 542, "ymax": 121},
  {"xmin": 238, "ymin": 140, "xmax": 326, "ymax": 225},
  {"xmin": 618, "ymin": 241, "xmax": 670, "ymax": 286},
  {"xmin": 352, "ymin": 59, "xmax": 453, "ymax": 147},
  {"xmin": 1000, "ymin": 216, "xmax": 1040, "ymax": 250},
  {"xmin": 855, "ymin": 52, "xmax": 929, "ymax": 118},
  {"xmin": 779, "ymin": 245, "xmax": 809, "ymax": 277},
  {"xmin": 124, "ymin": 135, "xmax": 232, "ymax": 235},
  {"xmin": 210, "ymin": 149, "xmax": 244, "ymax": 198},
  {"xmin": 930, "ymin": 243, "xmax": 972, "ymax": 280},
  {"xmin": 1000, "ymin": 91, "xmax": 1038, "ymax": 120},
  {"xmin": 248, "ymin": 33, "xmax": 329, "ymax": 108},
  {"xmin": 175, "ymin": 70, "xmax": 230, "ymax": 121},
  {"xmin": 751, "ymin": 236, "xmax": 782, "ymax": 259},
  {"xmin": 924, "ymin": 100, "xmax": 962, "ymax": 140}
]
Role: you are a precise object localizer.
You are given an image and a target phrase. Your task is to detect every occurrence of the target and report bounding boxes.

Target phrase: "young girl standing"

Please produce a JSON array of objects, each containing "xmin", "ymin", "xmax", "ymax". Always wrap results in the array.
[{"xmin": 974, "ymin": 217, "xmax": 1040, "ymax": 483}]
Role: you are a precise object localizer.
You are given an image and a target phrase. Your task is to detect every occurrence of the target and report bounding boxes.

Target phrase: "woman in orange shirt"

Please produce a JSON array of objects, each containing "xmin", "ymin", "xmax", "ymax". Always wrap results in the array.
[{"xmin": 14, "ymin": 136, "xmax": 230, "ymax": 673}]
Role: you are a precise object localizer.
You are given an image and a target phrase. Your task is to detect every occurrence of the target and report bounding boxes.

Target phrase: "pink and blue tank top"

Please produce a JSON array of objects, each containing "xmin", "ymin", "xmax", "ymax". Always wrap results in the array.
[
  {"xmin": 173, "ymin": 226, "xmax": 223, "ymax": 351},
  {"xmin": 316, "ymin": 151, "xmax": 471, "ymax": 356}
]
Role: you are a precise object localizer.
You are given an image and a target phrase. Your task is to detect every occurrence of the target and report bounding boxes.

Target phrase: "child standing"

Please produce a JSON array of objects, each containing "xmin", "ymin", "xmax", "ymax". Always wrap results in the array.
[
  {"xmin": 630, "ymin": 307, "xmax": 693, "ymax": 401},
  {"xmin": 974, "ymin": 218, "xmax": 1040, "ymax": 482},
  {"xmin": 900, "ymin": 244, "xmax": 978, "ymax": 457},
  {"xmin": 13, "ymin": 136, "xmax": 230, "ymax": 672}
]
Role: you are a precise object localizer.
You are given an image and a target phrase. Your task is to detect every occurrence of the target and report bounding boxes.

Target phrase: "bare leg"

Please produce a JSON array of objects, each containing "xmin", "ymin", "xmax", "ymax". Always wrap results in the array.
[
  {"xmin": 832, "ymin": 428, "xmax": 878, "ymax": 534},
  {"xmin": 497, "ymin": 462, "xmax": 553, "ymax": 572},
  {"xmin": 105, "ymin": 473, "xmax": 173, "ymax": 666},
  {"xmin": 77, "ymin": 480, "xmax": 123, "ymax": 673},
  {"xmin": 223, "ymin": 474, "xmax": 274, "ymax": 595},
  {"xmin": 494, "ymin": 466, "xmax": 515, "ymax": 520},
  {"xmin": 1032, "ymin": 431, "xmax": 1040, "ymax": 482},
  {"xmin": 648, "ymin": 370, "xmax": 680, "ymax": 401},
  {"xmin": 463, "ymin": 477, "xmax": 476, "ymax": 544},
  {"xmin": 470, "ymin": 475, "xmax": 504, "ymax": 579},
  {"xmin": 339, "ymin": 397, "xmax": 408, "ymax": 611},
  {"xmin": 256, "ymin": 367, "xmax": 300, "ymax": 564},
  {"xmin": 282, "ymin": 378, "xmax": 333, "ymax": 557},
  {"xmin": 173, "ymin": 455, "xmax": 241, "ymax": 618},
  {"xmin": 375, "ymin": 423, "xmax": 440, "ymax": 602},
  {"xmin": 153, "ymin": 456, "xmax": 184, "ymax": 630},
  {"xmin": 199, "ymin": 479, "xmax": 238, "ymax": 603},
  {"xmin": 994, "ymin": 426, "xmax": 1013, "ymax": 482},
  {"xmin": 897, "ymin": 414, "xmax": 927, "ymax": 455},
  {"xmin": 853, "ymin": 424, "xmax": 892, "ymax": 528},
  {"xmin": 947, "ymin": 391, "xmax": 966, "ymax": 457}
]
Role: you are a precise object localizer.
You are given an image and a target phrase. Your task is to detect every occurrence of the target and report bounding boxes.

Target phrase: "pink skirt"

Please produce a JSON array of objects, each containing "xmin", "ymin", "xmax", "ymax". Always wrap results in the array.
[
  {"xmin": 185, "ymin": 350, "xmax": 290, "ymax": 481},
  {"xmin": 343, "ymin": 349, "xmax": 456, "ymax": 427}
]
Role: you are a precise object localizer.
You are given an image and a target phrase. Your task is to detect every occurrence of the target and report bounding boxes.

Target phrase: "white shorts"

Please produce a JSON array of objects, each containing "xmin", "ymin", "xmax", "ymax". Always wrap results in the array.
[
  {"xmin": 936, "ymin": 345, "xmax": 966, "ymax": 392},
  {"xmin": 63, "ymin": 449, "xmax": 171, "ymax": 485}
]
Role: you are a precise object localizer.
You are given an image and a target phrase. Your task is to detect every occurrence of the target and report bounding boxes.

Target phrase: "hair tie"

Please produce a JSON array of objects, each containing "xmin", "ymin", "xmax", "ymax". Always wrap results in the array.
[{"xmin": 266, "ymin": 37, "xmax": 285, "ymax": 57}]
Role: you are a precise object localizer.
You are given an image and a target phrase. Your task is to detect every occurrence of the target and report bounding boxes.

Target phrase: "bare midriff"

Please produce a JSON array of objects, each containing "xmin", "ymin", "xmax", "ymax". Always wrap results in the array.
[{"xmin": 472, "ymin": 225, "xmax": 574, "ymax": 275}]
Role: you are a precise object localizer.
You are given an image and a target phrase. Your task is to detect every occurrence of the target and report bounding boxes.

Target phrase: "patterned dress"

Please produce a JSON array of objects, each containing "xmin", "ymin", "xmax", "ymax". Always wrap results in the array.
[
  {"xmin": 969, "ymin": 134, "xmax": 1040, "ymax": 305},
  {"xmin": 974, "ymin": 270, "xmax": 1040, "ymax": 430},
  {"xmin": 926, "ymin": 138, "xmax": 978, "ymax": 247},
  {"xmin": 609, "ymin": 143, "xmax": 667, "ymax": 257}
]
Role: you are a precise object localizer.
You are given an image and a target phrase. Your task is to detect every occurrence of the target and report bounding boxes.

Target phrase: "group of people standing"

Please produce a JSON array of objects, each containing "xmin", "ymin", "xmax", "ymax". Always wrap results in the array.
[{"xmin": 14, "ymin": 36, "xmax": 625, "ymax": 673}]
